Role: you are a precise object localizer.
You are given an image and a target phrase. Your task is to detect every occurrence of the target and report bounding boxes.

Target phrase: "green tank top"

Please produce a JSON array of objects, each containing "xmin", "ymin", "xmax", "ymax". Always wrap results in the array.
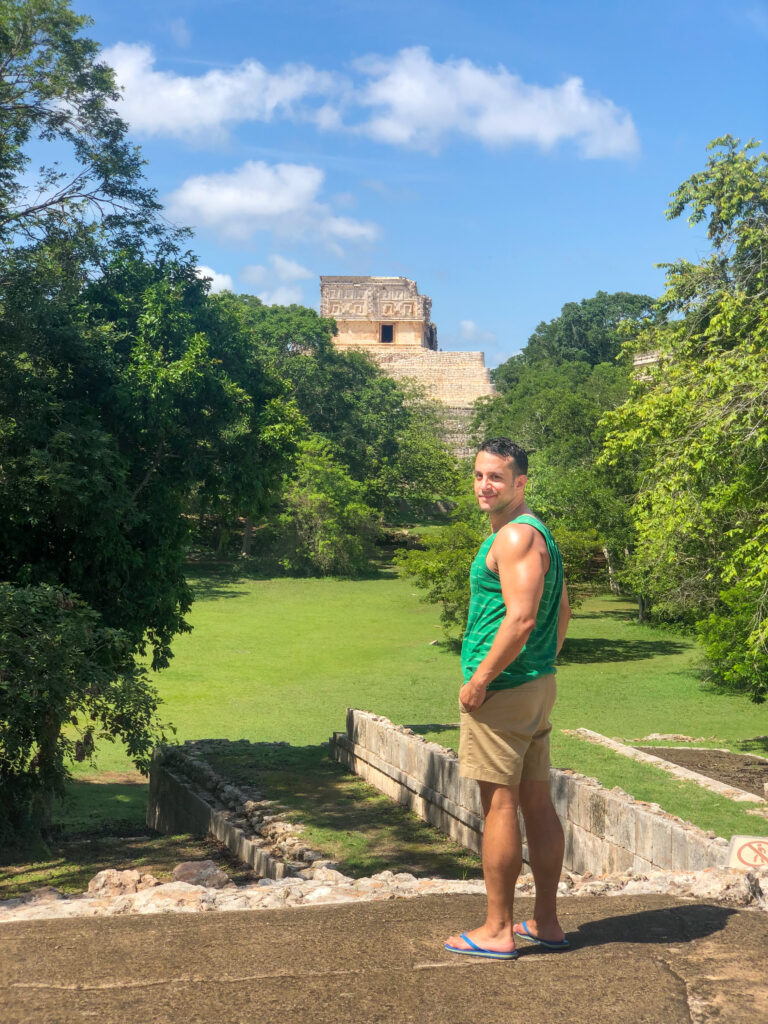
[{"xmin": 461, "ymin": 514, "xmax": 563, "ymax": 690}]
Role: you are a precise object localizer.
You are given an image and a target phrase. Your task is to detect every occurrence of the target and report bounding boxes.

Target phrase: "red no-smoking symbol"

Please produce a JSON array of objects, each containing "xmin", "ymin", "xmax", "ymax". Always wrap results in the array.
[{"xmin": 736, "ymin": 840, "xmax": 768, "ymax": 867}]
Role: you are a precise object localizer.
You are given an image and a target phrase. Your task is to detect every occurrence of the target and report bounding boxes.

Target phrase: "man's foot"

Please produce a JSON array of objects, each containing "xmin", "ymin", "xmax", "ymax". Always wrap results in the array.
[
  {"xmin": 513, "ymin": 919, "xmax": 569, "ymax": 949},
  {"xmin": 445, "ymin": 926, "xmax": 517, "ymax": 958}
]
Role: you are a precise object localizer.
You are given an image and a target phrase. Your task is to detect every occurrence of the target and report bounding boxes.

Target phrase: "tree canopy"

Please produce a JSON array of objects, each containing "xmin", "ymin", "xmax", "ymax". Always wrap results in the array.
[
  {"xmin": 493, "ymin": 290, "xmax": 656, "ymax": 391},
  {"xmin": 600, "ymin": 136, "xmax": 768, "ymax": 701},
  {"xmin": 0, "ymin": 0, "xmax": 160, "ymax": 247}
]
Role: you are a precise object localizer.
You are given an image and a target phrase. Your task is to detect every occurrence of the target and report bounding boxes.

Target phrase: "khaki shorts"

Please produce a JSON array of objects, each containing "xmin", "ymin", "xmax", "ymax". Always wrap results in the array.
[{"xmin": 459, "ymin": 674, "xmax": 556, "ymax": 787}]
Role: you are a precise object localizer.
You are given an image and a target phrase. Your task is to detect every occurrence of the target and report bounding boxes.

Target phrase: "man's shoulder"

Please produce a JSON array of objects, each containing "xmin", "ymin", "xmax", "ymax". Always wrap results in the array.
[{"xmin": 492, "ymin": 520, "xmax": 543, "ymax": 556}]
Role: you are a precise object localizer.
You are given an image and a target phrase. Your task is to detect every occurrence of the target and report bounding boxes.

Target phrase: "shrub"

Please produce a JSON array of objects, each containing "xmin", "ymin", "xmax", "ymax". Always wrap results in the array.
[
  {"xmin": 0, "ymin": 583, "xmax": 169, "ymax": 844},
  {"xmin": 697, "ymin": 586, "xmax": 768, "ymax": 704},
  {"xmin": 275, "ymin": 436, "xmax": 381, "ymax": 576}
]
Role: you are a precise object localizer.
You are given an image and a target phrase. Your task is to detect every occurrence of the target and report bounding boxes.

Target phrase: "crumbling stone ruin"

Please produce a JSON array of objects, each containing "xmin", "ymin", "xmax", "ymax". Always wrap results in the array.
[{"xmin": 320, "ymin": 276, "xmax": 495, "ymax": 455}]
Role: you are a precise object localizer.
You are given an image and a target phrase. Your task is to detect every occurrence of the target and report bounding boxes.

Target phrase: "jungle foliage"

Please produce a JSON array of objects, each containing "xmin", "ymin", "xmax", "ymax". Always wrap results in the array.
[
  {"xmin": 601, "ymin": 136, "xmax": 768, "ymax": 702},
  {"xmin": 0, "ymin": 0, "xmax": 458, "ymax": 841}
]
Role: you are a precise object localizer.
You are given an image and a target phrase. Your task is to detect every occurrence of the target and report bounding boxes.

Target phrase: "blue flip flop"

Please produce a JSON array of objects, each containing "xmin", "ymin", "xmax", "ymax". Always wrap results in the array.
[
  {"xmin": 445, "ymin": 933, "xmax": 518, "ymax": 960},
  {"xmin": 516, "ymin": 920, "xmax": 570, "ymax": 950}
]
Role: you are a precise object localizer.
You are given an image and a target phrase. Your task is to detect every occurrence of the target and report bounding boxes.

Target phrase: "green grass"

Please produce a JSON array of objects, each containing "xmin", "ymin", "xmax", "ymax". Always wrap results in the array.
[
  {"xmin": 62, "ymin": 571, "xmax": 767, "ymax": 845},
  {"xmin": 200, "ymin": 741, "xmax": 480, "ymax": 879}
]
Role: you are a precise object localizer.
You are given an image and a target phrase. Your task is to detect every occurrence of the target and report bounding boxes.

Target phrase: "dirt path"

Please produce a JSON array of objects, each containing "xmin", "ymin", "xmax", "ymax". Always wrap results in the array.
[{"xmin": 638, "ymin": 747, "xmax": 768, "ymax": 798}]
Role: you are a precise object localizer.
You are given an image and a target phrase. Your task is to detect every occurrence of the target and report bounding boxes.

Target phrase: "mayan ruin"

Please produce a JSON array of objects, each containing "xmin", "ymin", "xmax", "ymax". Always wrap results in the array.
[{"xmin": 320, "ymin": 276, "xmax": 495, "ymax": 453}]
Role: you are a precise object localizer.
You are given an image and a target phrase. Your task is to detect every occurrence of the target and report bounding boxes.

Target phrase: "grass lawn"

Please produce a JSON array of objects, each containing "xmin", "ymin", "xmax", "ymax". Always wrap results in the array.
[
  {"xmin": 41, "ymin": 567, "xmax": 768, "ymax": 863},
  {"xmin": 82, "ymin": 570, "xmax": 765, "ymax": 764}
]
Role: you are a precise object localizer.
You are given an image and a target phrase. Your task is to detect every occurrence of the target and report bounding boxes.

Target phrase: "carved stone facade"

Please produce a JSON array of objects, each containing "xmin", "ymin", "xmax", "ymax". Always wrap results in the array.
[
  {"xmin": 320, "ymin": 276, "xmax": 495, "ymax": 455},
  {"xmin": 320, "ymin": 276, "xmax": 438, "ymax": 350}
]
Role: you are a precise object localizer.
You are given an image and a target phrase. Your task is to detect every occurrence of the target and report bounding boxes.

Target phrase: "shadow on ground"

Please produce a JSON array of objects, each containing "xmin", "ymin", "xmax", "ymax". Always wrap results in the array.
[
  {"xmin": 185, "ymin": 560, "xmax": 400, "ymax": 602},
  {"xmin": 558, "ymin": 636, "xmax": 689, "ymax": 664},
  {"xmin": 572, "ymin": 902, "xmax": 735, "ymax": 948},
  {"xmin": 198, "ymin": 741, "xmax": 480, "ymax": 880},
  {"xmin": 739, "ymin": 735, "xmax": 768, "ymax": 756},
  {"xmin": 406, "ymin": 723, "xmax": 460, "ymax": 738}
]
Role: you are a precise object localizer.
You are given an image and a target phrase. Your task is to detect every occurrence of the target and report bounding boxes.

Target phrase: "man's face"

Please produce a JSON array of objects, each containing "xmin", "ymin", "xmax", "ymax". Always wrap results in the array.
[{"xmin": 473, "ymin": 451, "xmax": 524, "ymax": 513}]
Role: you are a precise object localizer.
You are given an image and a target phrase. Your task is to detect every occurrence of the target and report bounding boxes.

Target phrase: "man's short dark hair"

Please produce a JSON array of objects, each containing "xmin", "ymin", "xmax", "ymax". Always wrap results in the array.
[{"xmin": 477, "ymin": 438, "xmax": 528, "ymax": 475}]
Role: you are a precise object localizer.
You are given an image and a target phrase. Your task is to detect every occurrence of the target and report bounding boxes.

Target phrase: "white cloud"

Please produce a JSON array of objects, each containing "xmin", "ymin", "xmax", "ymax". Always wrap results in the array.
[
  {"xmin": 195, "ymin": 265, "xmax": 234, "ymax": 293},
  {"xmin": 166, "ymin": 160, "xmax": 378, "ymax": 246},
  {"xmin": 103, "ymin": 42, "xmax": 336, "ymax": 140},
  {"xmin": 105, "ymin": 42, "xmax": 638, "ymax": 159},
  {"xmin": 241, "ymin": 264, "xmax": 267, "ymax": 286},
  {"xmin": 256, "ymin": 285, "xmax": 305, "ymax": 306},
  {"xmin": 240, "ymin": 254, "xmax": 316, "ymax": 306},
  {"xmin": 353, "ymin": 48, "xmax": 638, "ymax": 157},
  {"xmin": 745, "ymin": 5, "xmax": 768, "ymax": 37},
  {"xmin": 270, "ymin": 254, "xmax": 314, "ymax": 280},
  {"xmin": 460, "ymin": 319, "xmax": 497, "ymax": 346},
  {"xmin": 169, "ymin": 18, "xmax": 191, "ymax": 48}
]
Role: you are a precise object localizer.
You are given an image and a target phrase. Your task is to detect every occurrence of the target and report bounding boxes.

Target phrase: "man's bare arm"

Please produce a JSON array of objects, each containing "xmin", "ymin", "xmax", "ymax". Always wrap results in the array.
[
  {"xmin": 557, "ymin": 580, "xmax": 571, "ymax": 655},
  {"xmin": 459, "ymin": 525, "xmax": 544, "ymax": 710}
]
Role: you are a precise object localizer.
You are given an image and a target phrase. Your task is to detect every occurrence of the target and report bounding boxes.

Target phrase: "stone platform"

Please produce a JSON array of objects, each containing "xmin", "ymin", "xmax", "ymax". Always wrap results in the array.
[{"xmin": 2, "ymin": 893, "xmax": 766, "ymax": 1024}]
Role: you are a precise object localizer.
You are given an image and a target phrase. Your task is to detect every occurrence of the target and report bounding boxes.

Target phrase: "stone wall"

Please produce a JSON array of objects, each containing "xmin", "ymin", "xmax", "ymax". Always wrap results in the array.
[
  {"xmin": 330, "ymin": 710, "xmax": 731, "ymax": 874},
  {"xmin": 358, "ymin": 348, "xmax": 494, "ymax": 410}
]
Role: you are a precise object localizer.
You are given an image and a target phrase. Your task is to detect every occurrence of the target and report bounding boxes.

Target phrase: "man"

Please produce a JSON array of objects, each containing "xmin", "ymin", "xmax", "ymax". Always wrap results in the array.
[{"xmin": 445, "ymin": 437, "xmax": 571, "ymax": 961}]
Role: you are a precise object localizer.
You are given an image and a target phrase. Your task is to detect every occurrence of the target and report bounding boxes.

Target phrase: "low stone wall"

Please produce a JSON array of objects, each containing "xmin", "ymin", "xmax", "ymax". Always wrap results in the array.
[
  {"xmin": 147, "ymin": 745, "xmax": 325, "ymax": 881},
  {"xmin": 330, "ymin": 710, "xmax": 731, "ymax": 875}
]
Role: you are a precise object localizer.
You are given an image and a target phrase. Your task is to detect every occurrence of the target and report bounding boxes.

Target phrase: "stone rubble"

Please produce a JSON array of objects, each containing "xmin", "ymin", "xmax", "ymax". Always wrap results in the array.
[
  {"xmin": 2, "ymin": 865, "xmax": 766, "ymax": 924},
  {"xmin": 159, "ymin": 740, "xmax": 328, "ymax": 876},
  {"xmin": 172, "ymin": 860, "xmax": 232, "ymax": 888}
]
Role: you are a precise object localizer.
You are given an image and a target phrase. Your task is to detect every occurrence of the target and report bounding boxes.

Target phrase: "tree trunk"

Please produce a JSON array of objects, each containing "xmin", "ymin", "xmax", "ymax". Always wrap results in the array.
[
  {"xmin": 602, "ymin": 547, "xmax": 621, "ymax": 595},
  {"xmin": 241, "ymin": 516, "xmax": 253, "ymax": 557},
  {"xmin": 637, "ymin": 594, "xmax": 651, "ymax": 623}
]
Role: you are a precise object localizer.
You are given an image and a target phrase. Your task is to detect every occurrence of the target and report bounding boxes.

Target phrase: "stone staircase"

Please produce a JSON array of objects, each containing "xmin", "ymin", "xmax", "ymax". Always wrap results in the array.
[{"xmin": 367, "ymin": 348, "xmax": 495, "ymax": 408}]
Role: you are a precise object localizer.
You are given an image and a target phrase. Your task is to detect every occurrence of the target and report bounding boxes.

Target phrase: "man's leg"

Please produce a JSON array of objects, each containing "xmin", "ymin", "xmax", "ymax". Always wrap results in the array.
[
  {"xmin": 514, "ymin": 779, "xmax": 565, "ymax": 943},
  {"xmin": 446, "ymin": 780, "xmax": 521, "ymax": 953}
]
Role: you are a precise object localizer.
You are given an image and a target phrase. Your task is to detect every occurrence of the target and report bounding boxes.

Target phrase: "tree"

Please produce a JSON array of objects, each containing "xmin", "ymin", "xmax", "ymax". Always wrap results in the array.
[
  {"xmin": 395, "ymin": 494, "xmax": 487, "ymax": 637},
  {"xmin": 0, "ymin": 0, "xmax": 161, "ymax": 247},
  {"xmin": 493, "ymin": 291, "xmax": 656, "ymax": 390},
  {"xmin": 0, "ymin": 3, "xmax": 301, "ymax": 838},
  {"xmin": 600, "ymin": 137, "xmax": 768, "ymax": 701},
  {"xmin": 0, "ymin": 583, "xmax": 169, "ymax": 843},
  {"xmin": 273, "ymin": 435, "xmax": 381, "ymax": 576},
  {"xmin": 221, "ymin": 292, "xmax": 460, "ymax": 522},
  {"xmin": 474, "ymin": 359, "xmax": 633, "ymax": 590}
]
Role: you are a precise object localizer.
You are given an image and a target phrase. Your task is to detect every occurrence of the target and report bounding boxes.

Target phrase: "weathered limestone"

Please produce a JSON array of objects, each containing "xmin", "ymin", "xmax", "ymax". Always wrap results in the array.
[
  {"xmin": 147, "ymin": 744, "xmax": 326, "ymax": 881},
  {"xmin": 369, "ymin": 349, "xmax": 494, "ymax": 408},
  {"xmin": 330, "ymin": 710, "xmax": 733, "ymax": 875},
  {"xmin": 3, "ymin": 867, "xmax": 767, "ymax": 923},
  {"xmin": 320, "ymin": 276, "xmax": 437, "ymax": 350},
  {"xmin": 320, "ymin": 276, "xmax": 495, "ymax": 453}
]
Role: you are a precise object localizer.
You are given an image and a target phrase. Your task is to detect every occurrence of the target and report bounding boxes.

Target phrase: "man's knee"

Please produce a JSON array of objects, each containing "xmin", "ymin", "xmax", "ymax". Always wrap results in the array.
[
  {"xmin": 479, "ymin": 780, "xmax": 520, "ymax": 817},
  {"xmin": 519, "ymin": 779, "xmax": 554, "ymax": 815}
]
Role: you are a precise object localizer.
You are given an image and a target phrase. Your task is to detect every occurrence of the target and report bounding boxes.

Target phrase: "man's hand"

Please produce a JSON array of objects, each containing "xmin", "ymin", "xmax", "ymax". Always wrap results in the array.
[{"xmin": 459, "ymin": 679, "xmax": 487, "ymax": 712}]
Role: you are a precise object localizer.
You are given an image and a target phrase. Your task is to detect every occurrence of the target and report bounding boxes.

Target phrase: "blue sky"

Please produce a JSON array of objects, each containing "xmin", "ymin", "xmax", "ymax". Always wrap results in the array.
[{"xmin": 81, "ymin": 0, "xmax": 766, "ymax": 364}]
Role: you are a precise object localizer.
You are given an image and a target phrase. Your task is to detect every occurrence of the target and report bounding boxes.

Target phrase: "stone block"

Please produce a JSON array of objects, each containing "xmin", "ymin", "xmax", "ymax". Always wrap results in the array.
[
  {"xmin": 648, "ymin": 815, "xmax": 673, "ymax": 868},
  {"xmin": 549, "ymin": 770, "xmax": 570, "ymax": 822},
  {"xmin": 406, "ymin": 738, "xmax": 430, "ymax": 781},
  {"xmin": 349, "ymin": 710, "xmax": 366, "ymax": 746},
  {"xmin": 632, "ymin": 855, "xmax": 654, "ymax": 874},
  {"xmin": 634, "ymin": 812, "xmax": 656, "ymax": 865},
  {"xmin": 395, "ymin": 733, "xmax": 411, "ymax": 775},
  {"xmin": 459, "ymin": 775, "xmax": 483, "ymax": 818},
  {"xmin": 602, "ymin": 842, "xmax": 634, "ymax": 874},
  {"xmin": 603, "ymin": 793, "xmax": 635, "ymax": 850},
  {"xmin": 573, "ymin": 825, "xmax": 606, "ymax": 875},
  {"xmin": 670, "ymin": 825, "xmax": 691, "ymax": 871},
  {"xmin": 582, "ymin": 786, "xmax": 606, "ymax": 837},
  {"xmin": 563, "ymin": 821, "xmax": 577, "ymax": 872}
]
